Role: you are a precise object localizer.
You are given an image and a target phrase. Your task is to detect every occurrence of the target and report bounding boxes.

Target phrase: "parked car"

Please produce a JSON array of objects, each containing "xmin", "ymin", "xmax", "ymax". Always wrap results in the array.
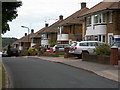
[
  {"xmin": 111, "ymin": 42, "xmax": 120, "ymax": 48},
  {"xmin": 7, "ymin": 48, "xmax": 19, "ymax": 57},
  {"xmin": 46, "ymin": 47, "xmax": 53, "ymax": 53},
  {"xmin": 111, "ymin": 42, "xmax": 120, "ymax": 55},
  {"xmin": 2, "ymin": 51, "xmax": 8, "ymax": 57},
  {"xmin": 69, "ymin": 41, "xmax": 103, "ymax": 58},
  {"xmin": 53, "ymin": 44, "xmax": 70, "ymax": 52},
  {"xmin": 0, "ymin": 51, "xmax": 2, "ymax": 57}
]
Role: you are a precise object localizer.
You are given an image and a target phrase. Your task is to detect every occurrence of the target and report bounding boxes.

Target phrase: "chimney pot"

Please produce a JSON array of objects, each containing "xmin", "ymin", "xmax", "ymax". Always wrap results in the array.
[
  {"xmin": 81, "ymin": 2, "xmax": 86, "ymax": 9},
  {"xmin": 31, "ymin": 29, "xmax": 34, "ymax": 33},
  {"xmin": 25, "ymin": 33, "xmax": 27, "ymax": 36},
  {"xmin": 59, "ymin": 15, "xmax": 63, "ymax": 20},
  {"xmin": 45, "ymin": 23, "xmax": 49, "ymax": 27}
]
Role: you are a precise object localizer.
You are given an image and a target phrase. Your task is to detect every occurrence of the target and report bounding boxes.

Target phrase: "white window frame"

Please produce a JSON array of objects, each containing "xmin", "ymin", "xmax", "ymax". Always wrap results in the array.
[
  {"xmin": 86, "ymin": 16, "xmax": 91, "ymax": 26},
  {"xmin": 94, "ymin": 14, "xmax": 99, "ymax": 24},
  {"xmin": 102, "ymin": 13, "xmax": 106, "ymax": 23}
]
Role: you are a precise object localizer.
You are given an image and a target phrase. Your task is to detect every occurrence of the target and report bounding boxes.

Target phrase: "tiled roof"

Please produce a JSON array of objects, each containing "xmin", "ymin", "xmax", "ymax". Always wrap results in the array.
[
  {"xmin": 58, "ymin": 7, "xmax": 89, "ymax": 26},
  {"xmin": 82, "ymin": 1, "xmax": 120, "ymax": 16},
  {"xmin": 30, "ymin": 27, "xmax": 47, "ymax": 38},
  {"xmin": 11, "ymin": 33, "xmax": 35, "ymax": 46},
  {"xmin": 41, "ymin": 20, "xmax": 63, "ymax": 33}
]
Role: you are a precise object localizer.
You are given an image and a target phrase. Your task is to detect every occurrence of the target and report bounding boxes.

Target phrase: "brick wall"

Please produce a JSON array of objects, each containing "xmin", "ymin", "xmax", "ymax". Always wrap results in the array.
[{"xmin": 106, "ymin": 11, "xmax": 120, "ymax": 43}]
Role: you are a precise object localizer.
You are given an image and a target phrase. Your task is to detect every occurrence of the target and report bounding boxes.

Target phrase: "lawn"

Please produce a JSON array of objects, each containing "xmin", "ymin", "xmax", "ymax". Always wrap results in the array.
[{"xmin": 0, "ymin": 59, "xmax": 7, "ymax": 89}]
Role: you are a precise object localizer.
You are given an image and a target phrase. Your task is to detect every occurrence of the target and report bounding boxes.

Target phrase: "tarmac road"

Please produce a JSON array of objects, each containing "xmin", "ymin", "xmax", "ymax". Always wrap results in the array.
[{"xmin": 2, "ymin": 57, "xmax": 118, "ymax": 88}]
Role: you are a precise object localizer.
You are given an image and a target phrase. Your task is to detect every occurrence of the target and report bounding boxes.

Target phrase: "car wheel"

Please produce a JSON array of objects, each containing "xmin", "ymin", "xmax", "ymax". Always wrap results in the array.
[{"xmin": 76, "ymin": 54, "xmax": 82, "ymax": 59}]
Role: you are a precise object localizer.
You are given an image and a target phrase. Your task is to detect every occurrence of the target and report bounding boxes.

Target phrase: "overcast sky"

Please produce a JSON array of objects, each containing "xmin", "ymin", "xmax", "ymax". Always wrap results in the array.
[{"xmin": 2, "ymin": 0, "xmax": 104, "ymax": 39}]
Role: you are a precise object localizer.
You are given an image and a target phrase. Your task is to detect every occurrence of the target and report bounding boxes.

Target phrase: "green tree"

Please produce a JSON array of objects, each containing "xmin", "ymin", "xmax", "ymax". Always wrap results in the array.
[{"xmin": 2, "ymin": 1, "xmax": 22, "ymax": 34}]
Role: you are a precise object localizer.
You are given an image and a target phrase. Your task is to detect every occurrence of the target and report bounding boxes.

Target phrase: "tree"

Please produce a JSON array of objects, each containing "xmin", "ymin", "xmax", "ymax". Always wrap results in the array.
[{"xmin": 2, "ymin": 1, "xmax": 22, "ymax": 34}]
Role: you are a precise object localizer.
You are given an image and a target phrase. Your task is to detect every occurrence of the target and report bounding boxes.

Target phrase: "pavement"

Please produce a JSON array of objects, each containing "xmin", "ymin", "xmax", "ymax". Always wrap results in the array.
[{"xmin": 29, "ymin": 56, "xmax": 120, "ymax": 82}]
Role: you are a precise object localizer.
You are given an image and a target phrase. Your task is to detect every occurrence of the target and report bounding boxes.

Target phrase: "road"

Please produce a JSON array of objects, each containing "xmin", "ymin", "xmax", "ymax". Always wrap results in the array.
[{"xmin": 2, "ymin": 57, "xmax": 118, "ymax": 88}]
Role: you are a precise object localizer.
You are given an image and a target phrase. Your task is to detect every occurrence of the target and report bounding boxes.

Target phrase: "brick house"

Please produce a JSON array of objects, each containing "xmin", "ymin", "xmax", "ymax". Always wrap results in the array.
[
  {"xmin": 57, "ymin": 3, "xmax": 89, "ymax": 44},
  {"xmin": 82, "ymin": 1, "xmax": 120, "ymax": 45},
  {"xmin": 40, "ymin": 15, "xmax": 63, "ymax": 48},
  {"xmin": 12, "ymin": 30, "xmax": 35, "ymax": 50},
  {"xmin": 30, "ymin": 27, "xmax": 47, "ymax": 47}
]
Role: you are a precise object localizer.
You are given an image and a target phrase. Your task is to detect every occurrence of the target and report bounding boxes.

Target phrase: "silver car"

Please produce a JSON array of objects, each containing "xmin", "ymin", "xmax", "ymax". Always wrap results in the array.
[
  {"xmin": 69, "ymin": 41, "xmax": 102, "ymax": 58},
  {"xmin": 53, "ymin": 44, "xmax": 70, "ymax": 52}
]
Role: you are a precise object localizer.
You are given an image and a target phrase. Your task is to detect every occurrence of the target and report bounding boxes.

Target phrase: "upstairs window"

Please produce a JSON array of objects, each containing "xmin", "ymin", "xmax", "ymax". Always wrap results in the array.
[
  {"xmin": 102, "ymin": 13, "xmax": 106, "ymax": 23},
  {"xmin": 109, "ymin": 12, "xmax": 113, "ymax": 23},
  {"xmin": 94, "ymin": 13, "xmax": 106, "ymax": 24},
  {"xmin": 94, "ymin": 14, "xmax": 99, "ymax": 24},
  {"xmin": 86, "ymin": 16, "xmax": 91, "ymax": 26}
]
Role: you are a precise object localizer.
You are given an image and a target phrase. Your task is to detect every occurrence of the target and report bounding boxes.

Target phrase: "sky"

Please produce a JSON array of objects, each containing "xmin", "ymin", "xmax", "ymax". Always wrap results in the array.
[{"xmin": 2, "ymin": 0, "xmax": 104, "ymax": 39}]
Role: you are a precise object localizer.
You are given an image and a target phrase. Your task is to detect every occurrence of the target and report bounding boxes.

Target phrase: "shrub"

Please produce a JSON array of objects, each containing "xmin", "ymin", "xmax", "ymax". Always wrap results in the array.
[
  {"xmin": 94, "ymin": 43, "xmax": 111, "ymax": 55},
  {"xmin": 50, "ymin": 43, "xmax": 57, "ymax": 47},
  {"xmin": 28, "ymin": 47, "xmax": 38, "ymax": 56},
  {"xmin": 19, "ymin": 50, "xmax": 28, "ymax": 56}
]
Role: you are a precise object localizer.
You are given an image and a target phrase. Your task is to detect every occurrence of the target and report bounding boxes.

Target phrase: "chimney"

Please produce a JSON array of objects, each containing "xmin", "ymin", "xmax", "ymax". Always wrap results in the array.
[
  {"xmin": 81, "ymin": 2, "xmax": 86, "ymax": 9},
  {"xmin": 45, "ymin": 23, "xmax": 49, "ymax": 27},
  {"xmin": 25, "ymin": 33, "xmax": 27, "ymax": 36},
  {"xmin": 59, "ymin": 15, "xmax": 63, "ymax": 20},
  {"xmin": 31, "ymin": 29, "xmax": 34, "ymax": 33}
]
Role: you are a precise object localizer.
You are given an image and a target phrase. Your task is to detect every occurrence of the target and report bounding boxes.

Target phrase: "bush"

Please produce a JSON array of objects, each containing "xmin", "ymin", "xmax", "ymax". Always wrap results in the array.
[
  {"xmin": 19, "ymin": 50, "xmax": 28, "ymax": 56},
  {"xmin": 94, "ymin": 44, "xmax": 111, "ymax": 55},
  {"xmin": 50, "ymin": 43, "xmax": 57, "ymax": 47},
  {"xmin": 28, "ymin": 47, "xmax": 38, "ymax": 56}
]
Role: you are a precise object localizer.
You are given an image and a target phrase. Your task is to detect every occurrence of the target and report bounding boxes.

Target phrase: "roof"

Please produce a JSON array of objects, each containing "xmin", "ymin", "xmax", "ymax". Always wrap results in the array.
[
  {"xmin": 41, "ymin": 20, "xmax": 63, "ymax": 34},
  {"xmin": 11, "ymin": 33, "xmax": 35, "ymax": 46},
  {"xmin": 58, "ymin": 7, "xmax": 89, "ymax": 26},
  {"xmin": 30, "ymin": 27, "xmax": 47, "ymax": 38},
  {"xmin": 82, "ymin": 1, "xmax": 120, "ymax": 16}
]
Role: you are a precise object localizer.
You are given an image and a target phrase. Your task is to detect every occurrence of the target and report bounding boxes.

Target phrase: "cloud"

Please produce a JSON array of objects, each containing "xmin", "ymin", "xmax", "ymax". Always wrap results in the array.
[{"xmin": 2, "ymin": 0, "xmax": 103, "ymax": 38}]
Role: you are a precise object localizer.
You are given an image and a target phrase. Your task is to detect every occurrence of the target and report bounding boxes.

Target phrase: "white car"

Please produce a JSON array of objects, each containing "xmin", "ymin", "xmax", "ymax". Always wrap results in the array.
[
  {"xmin": 0, "ymin": 51, "xmax": 2, "ymax": 57},
  {"xmin": 69, "ymin": 41, "xmax": 103, "ymax": 58}
]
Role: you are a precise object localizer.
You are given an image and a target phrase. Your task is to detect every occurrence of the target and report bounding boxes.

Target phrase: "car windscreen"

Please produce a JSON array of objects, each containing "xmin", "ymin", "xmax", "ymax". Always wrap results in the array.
[
  {"xmin": 64, "ymin": 45, "xmax": 70, "ymax": 47},
  {"xmin": 71, "ymin": 42, "xmax": 77, "ymax": 47},
  {"xmin": 112, "ymin": 42, "xmax": 120, "ymax": 47},
  {"xmin": 56, "ymin": 45, "xmax": 63, "ymax": 47}
]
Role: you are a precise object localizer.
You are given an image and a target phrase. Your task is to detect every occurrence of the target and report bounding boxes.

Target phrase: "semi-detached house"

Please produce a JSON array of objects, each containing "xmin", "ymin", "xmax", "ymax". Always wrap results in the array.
[
  {"xmin": 57, "ymin": 2, "xmax": 89, "ymax": 44},
  {"xmin": 81, "ymin": 1, "xmax": 120, "ymax": 45},
  {"xmin": 40, "ymin": 15, "xmax": 63, "ymax": 48},
  {"xmin": 11, "ymin": 30, "xmax": 35, "ymax": 50},
  {"xmin": 30, "ymin": 27, "xmax": 47, "ymax": 47}
]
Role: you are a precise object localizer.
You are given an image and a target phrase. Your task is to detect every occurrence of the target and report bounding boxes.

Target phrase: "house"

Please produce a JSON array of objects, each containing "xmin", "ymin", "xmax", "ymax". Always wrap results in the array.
[
  {"xmin": 30, "ymin": 27, "xmax": 47, "ymax": 47},
  {"xmin": 40, "ymin": 15, "xmax": 63, "ymax": 48},
  {"xmin": 57, "ymin": 2, "xmax": 89, "ymax": 44},
  {"xmin": 81, "ymin": 1, "xmax": 120, "ymax": 45},
  {"xmin": 11, "ymin": 30, "xmax": 35, "ymax": 50}
]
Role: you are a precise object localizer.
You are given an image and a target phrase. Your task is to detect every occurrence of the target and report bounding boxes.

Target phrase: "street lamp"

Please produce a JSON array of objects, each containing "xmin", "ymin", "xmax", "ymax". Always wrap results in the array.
[{"xmin": 21, "ymin": 26, "xmax": 30, "ymax": 42}]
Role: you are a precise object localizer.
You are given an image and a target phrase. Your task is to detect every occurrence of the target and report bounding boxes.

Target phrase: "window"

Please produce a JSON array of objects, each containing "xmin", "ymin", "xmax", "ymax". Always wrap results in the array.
[
  {"xmin": 109, "ymin": 12, "xmax": 112, "ymax": 23},
  {"xmin": 86, "ymin": 16, "xmax": 91, "ymax": 26},
  {"xmin": 79, "ymin": 43, "xmax": 88, "ymax": 46},
  {"xmin": 94, "ymin": 14, "xmax": 99, "ymax": 23},
  {"xmin": 46, "ymin": 34, "xmax": 49, "ymax": 38},
  {"xmin": 94, "ymin": 36, "xmax": 98, "ymax": 41},
  {"xmin": 103, "ymin": 35, "xmax": 106, "ymax": 42},
  {"xmin": 88, "ymin": 42, "xmax": 98, "ymax": 46},
  {"xmin": 99, "ymin": 35, "xmax": 101, "ymax": 41},
  {"xmin": 102, "ymin": 13, "xmax": 106, "ymax": 23},
  {"xmin": 98, "ymin": 14, "xmax": 102, "ymax": 23}
]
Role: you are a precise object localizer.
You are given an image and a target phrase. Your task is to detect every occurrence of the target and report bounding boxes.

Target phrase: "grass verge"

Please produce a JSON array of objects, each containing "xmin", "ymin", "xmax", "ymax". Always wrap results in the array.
[{"xmin": 2, "ymin": 65, "xmax": 7, "ymax": 88}]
